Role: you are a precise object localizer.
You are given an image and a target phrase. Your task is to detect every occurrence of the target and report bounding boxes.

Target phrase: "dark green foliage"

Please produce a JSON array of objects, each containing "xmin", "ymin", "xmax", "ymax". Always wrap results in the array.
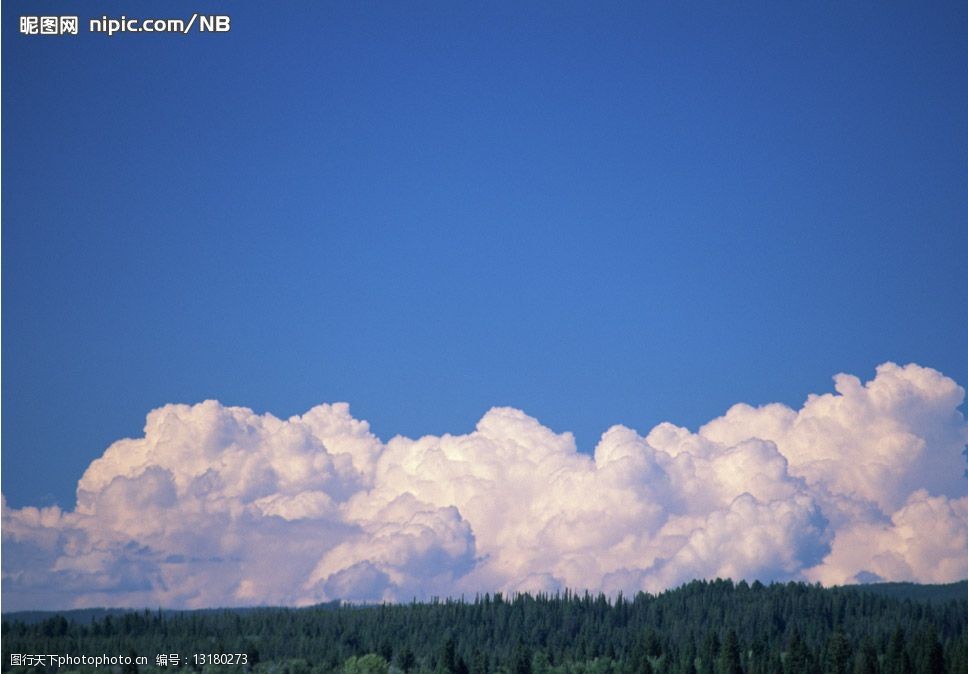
[
  {"xmin": 514, "ymin": 642, "xmax": 534, "ymax": 674},
  {"xmin": 785, "ymin": 630, "xmax": 812, "ymax": 674},
  {"xmin": 1, "ymin": 581, "xmax": 966, "ymax": 674},
  {"xmin": 122, "ymin": 647, "xmax": 140, "ymax": 674},
  {"xmin": 629, "ymin": 633, "xmax": 654, "ymax": 674},
  {"xmin": 438, "ymin": 637, "xmax": 458, "ymax": 674},
  {"xmin": 852, "ymin": 639, "xmax": 879, "ymax": 674},
  {"xmin": 825, "ymin": 631, "xmax": 852, "ymax": 674},
  {"xmin": 700, "ymin": 632, "xmax": 721, "ymax": 674},
  {"xmin": 470, "ymin": 649, "xmax": 489, "ymax": 674},
  {"xmin": 717, "ymin": 630, "xmax": 742, "ymax": 674},
  {"xmin": 949, "ymin": 634, "xmax": 968, "ymax": 674},
  {"xmin": 885, "ymin": 628, "xmax": 914, "ymax": 674},
  {"xmin": 398, "ymin": 646, "xmax": 416, "ymax": 673},
  {"xmin": 243, "ymin": 639, "xmax": 261, "ymax": 667},
  {"xmin": 912, "ymin": 626, "xmax": 945, "ymax": 674},
  {"xmin": 853, "ymin": 583, "xmax": 968, "ymax": 604}
]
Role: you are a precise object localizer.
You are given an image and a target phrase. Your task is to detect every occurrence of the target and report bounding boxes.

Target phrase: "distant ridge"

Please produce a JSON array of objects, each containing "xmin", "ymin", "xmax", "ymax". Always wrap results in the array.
[
  {"xmin": 1, "ymin": 602, "xmax": 338, "ymax": 625},
  {"xmin": 0, "ymin": 607, "xmax": 146, "ymax": 626},
  {"xmin": 849, "ymin": 579, "xmax": 968, "ymax": 603}
]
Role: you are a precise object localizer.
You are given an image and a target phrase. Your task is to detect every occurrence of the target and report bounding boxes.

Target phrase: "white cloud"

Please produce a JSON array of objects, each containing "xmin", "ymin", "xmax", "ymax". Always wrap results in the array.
[
  {"xmin": 3, "ymin": 362, "xmax": 966, "ymax": 610},
  {"xmin": 805, "ymin": 490, "xmax": 968, "ymax": 586}
]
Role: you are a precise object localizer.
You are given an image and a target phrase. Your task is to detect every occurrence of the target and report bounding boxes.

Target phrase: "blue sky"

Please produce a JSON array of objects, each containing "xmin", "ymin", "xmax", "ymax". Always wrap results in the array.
[{"xmin": 3, "ymin": 0, "xmax": 967, "ymax": 516}]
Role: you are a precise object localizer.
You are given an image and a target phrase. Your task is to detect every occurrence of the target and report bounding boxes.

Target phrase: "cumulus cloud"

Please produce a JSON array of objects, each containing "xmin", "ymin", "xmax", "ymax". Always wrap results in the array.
[{"xmin": 3, "ymin": 363, "xmax": 967, "ymax": 610}]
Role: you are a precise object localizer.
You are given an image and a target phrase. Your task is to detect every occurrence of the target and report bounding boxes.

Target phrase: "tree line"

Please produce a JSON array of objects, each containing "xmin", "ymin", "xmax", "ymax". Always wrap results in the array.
[{"xmin": 3, "ymin": 579, "xmax": 967, "ymax": 674}]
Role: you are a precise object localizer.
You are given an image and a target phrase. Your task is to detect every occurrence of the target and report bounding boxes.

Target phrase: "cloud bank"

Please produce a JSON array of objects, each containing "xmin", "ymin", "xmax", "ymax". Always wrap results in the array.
[{"xmin": 3, "ymin": 363, "xmax": 967, "ymax": 610}]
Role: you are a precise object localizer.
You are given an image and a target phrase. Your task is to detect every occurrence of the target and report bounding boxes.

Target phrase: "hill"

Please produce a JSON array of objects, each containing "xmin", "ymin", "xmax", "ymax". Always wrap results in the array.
[{"xmin": 852, "ymin": 580, "xmax": 968, "ymax": 603}]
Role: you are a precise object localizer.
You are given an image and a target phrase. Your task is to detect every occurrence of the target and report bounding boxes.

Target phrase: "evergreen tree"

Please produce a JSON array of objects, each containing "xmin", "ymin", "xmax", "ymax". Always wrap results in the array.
[
  {"xmin": 700, "ymin": 632, "xmax": 721, "ymax": 674},
  {"xmin": 748, "ymin": 638, "xmax": 767, "ymax": 674},
  {"xmin": 885, "ymin": 628, "xmax": 913, "ymax": 674},
  {"xmin": 717, "ymin": 630, "xmax": 742, "ymax": 674},
  {"xmin": 949, "ymin": 635, "xmax": 968, "ymax": 674},
  {"xmin": 437, "ymin": 638, "xmax": 457, "ymax": 674},
  {"xmin": 630, "ymin": 633, "xmax": 655, "ymax": 674},
  {"xmin": 825, "ymin": 631, "xmax": 852, "ymax": 674},
  {"xmin": 784, "ymin": 630, "xmax": 811, "ymax": 674},
  {"xmin": 679, "ymin": 640, "xmax": 698, "ymax": 674},
  {"xmin": 513, "ymin": 643, "xmax": 533, "ymax": 674},
  {"xmin": 852, "ymin": 639, "xmax": 878, "ymax": 674},
  {"xmin": 122, "ymin": 647, "xmax": 139, "ymax": 674},
  {"xmin": 912, "ymin": 627, "xmax": 944, "ymax": 674},
  {"xmin": 470, "ymin": 649, "xmax": 489, "ymax": 674},
  {"xmin": 398, "ymin": 646, "xmax": 416, "ymax": 674}
]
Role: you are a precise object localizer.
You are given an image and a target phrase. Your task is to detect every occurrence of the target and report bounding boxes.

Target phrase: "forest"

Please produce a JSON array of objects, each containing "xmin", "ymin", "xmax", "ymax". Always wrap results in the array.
[{"xmin": 3, "ymin": 580, "xmax": 967, "ymax": 674}]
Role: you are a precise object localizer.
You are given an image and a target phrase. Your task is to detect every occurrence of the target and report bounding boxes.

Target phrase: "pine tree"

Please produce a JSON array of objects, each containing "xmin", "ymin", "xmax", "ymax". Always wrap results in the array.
[
  {"xmin": 437, "ymin": 638, "xmax": 457, "ymax": 674},
  {"xmin": 513, "ymin": 642, "xmax": 533, "ymax": 674},
  {"xmin": 700, "ymin": 632, "xmax": 721, "ymax": 674},
  {"xmin": 630, "ymin": 632, "xmax": 655, "ymax": 674},
  {"xmin": 852, "ymin": 639, "xmax": 878, "ymax": 674},
  {"xmin": 398, "ymin": 646, "xmax": 416, "ymax": 674},
  {"xmin": 825, "ymin": 631, "xmax": 852, "ymax": 674},
  {"xmin": 122, "ymin": 647, "xmax": 139, "ymax": 674},
  {"xmin": 784, "ymin": 630, "xmax": 811, "ymax": 674},
  {"xmin": 717, "ymin": 630, "xmax": 742, "ymax": 674},
  {"xmin": 885, "ymin": 628, "xmax": 913, "ymax": 674},
  {"xmin": 912, "ymin": 627, "xmax": 944, "ymax": 674},
  {"xmin": 470, "ymin": 649, "xmax": 489, "ymax": 674},
  {"xmin": 949, "ymin": 634, "xmax": 968, "ymax": 674}
]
